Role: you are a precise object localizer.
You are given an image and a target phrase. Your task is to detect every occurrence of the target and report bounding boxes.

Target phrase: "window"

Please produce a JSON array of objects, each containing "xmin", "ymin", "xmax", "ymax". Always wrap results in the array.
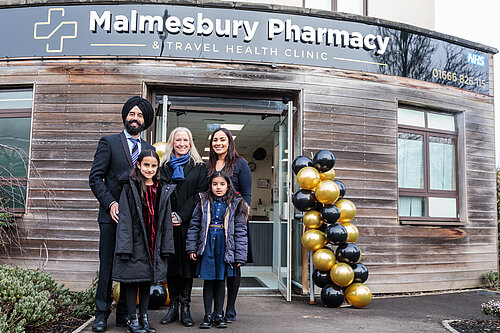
[
  {"xmin": 398, "ymin": 107, "xmax": 459, "ymax": 224},
  {"xmin": 0, "ymin": 89, "xmax": 33, "ymax": 213},
  {"xmin": 304, "ymin": 0, "xmax": 367, "ymax": 15}
]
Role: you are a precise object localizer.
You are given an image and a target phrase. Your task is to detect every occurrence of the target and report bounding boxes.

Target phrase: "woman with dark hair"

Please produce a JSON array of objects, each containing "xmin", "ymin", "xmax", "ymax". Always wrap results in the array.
[
  {"xmin": 159, "ymin": 127, "xmax": 208, "ymax": 327},
  {"xmin": 207, "ymin": 127, "xmax": 252, "ymax": 322}
]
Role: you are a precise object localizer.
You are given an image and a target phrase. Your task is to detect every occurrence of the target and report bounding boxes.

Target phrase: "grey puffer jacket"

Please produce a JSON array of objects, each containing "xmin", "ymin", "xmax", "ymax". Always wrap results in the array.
[
  {"xmin": 112, "ymin": 178, "xmax": 175, "ymax": 283},
  {"xmin": 186, "ymin": 193, "xmax": 248, "ymax": 266}
]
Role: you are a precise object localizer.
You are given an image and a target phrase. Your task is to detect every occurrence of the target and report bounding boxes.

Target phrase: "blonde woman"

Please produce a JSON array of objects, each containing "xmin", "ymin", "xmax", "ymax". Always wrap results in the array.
[{"xmin": 159, "ymin": 127, "xmax": 207, "ymax": 327}]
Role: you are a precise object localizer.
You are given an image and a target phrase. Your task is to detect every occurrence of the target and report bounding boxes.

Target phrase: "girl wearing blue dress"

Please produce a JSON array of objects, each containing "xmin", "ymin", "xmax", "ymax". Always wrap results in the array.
[
  {"xmin": 207, "ymin": 127, "xmax": 253, "ymax": 323},
  {"xmin": 186, "ymin": 171, "xmax": 249, "ymax": 329}
]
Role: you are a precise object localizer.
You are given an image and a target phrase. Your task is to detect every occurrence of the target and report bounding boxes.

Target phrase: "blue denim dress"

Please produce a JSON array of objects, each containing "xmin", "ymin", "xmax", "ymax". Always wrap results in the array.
[{"xmin": 196, "ymin": 197, "xmax": 237, "ymax": 280}]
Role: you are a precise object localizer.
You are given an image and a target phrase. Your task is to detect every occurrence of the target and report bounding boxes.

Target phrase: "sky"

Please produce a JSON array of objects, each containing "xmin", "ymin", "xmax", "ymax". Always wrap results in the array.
[{"xmin": 434, "ymin": 0, "xmax": 500, "ymax": 166}]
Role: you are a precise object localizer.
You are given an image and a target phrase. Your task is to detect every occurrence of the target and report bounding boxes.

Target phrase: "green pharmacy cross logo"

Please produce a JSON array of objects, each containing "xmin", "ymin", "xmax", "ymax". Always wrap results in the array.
[{"xmin": 34, "ymin": 8, "xmax": 77, "ymax": 53}]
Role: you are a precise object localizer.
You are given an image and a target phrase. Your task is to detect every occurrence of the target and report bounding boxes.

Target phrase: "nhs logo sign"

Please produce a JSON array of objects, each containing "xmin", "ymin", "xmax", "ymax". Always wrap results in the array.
[{"xmin": 467, "ymin": 53, "xmax": 485, "ymax": 66}]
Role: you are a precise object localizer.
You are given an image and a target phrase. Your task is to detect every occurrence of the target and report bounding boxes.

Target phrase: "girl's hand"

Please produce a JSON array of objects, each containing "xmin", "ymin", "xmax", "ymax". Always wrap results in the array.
[
  {"xmin": 237, "ymin": 263, "xmax": 243, "ymax": 267},
  {"xmin": 189, "ymin": 253, "xmax": 197, "ymax": 261}
]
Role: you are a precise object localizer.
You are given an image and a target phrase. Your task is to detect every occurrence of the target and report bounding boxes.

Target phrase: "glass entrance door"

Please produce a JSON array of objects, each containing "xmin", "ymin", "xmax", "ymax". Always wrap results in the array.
[
  {"xmin": 277, "ymin": 101, "xmax": 293, "ymax": 301},
  {"xmin": 150, "ymin": 91, "xmax": 293, "ymax": 299}
]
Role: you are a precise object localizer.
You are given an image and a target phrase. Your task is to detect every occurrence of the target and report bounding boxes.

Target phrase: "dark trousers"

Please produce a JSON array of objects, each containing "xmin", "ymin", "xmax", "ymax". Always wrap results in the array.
[
  {"xmin": 95, "ymin": 223, "xmax": 127, "ymax": 318},
  {"xmin": 167, "ymin": 276, "xmax": 193, "ymax": 305}
]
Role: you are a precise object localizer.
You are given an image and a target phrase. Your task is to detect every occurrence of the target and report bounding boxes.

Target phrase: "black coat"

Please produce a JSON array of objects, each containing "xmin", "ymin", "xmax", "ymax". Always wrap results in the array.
[
  {"xmin": 112, "ymin": 178, "xmax": 175, "ymax": 283},
  {"xmin": 160, "ymin": 160, "xmax": 208, "ymax": 278},
  {"xmin": 89, "ymin": 132, "xmax": 155, "ymax": 223}
]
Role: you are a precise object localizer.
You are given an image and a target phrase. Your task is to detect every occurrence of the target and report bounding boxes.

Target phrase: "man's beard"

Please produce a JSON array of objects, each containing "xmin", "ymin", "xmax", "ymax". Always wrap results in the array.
[{"xmin": 124, "ymin": 120, "xmax": 145, "ymax": 136}]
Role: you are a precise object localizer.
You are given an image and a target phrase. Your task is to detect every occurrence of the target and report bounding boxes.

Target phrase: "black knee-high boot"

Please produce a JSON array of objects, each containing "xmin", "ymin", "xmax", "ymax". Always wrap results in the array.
[
  {"xmin": 160, "ymin": 278, "xmax": 179, "ymax": 324},
  {"xmin": 180, "ymin": 278, "xmax": 194, "ymax": 327}
]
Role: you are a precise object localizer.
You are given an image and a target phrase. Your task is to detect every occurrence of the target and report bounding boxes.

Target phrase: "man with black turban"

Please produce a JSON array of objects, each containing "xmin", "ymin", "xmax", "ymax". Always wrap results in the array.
[{"xmin": 89, "ymin": 96, "xmax": 155, "ymax": 332}]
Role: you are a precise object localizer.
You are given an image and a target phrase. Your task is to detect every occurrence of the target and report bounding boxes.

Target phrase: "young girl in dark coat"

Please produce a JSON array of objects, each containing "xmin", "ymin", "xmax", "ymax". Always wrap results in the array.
[
  {"xmin": 186, "ymin": 171, "xmax": 249, "ymax": 329},
  {"xmin": 113, "ymin": 150, "xmax": 175, "ymax": 333}
]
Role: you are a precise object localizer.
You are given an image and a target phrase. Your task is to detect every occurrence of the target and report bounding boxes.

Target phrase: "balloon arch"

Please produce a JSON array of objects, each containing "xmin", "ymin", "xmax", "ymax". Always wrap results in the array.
[{"xmin": 293, "ymin": 151, "xmax": 372, "ymax": 308}]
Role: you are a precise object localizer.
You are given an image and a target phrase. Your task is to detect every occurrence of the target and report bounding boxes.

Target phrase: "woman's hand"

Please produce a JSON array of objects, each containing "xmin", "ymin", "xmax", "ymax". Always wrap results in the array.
[
  {"xmin": 189, "ymin": 253, "xmax": 197, "ymax": 261},
  {"xmin": 171, "ymin": 212, "xmax": 181, "ymax": 226}
]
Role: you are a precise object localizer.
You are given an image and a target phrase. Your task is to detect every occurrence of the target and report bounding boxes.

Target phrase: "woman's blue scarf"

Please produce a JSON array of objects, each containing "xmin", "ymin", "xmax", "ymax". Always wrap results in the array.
[{"xmin": 169, "ymin": 153, "xmax": 191, "ymax": 182}]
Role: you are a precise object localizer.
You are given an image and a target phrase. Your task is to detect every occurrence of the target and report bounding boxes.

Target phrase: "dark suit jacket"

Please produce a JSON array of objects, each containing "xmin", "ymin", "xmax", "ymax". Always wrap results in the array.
[{"xmin": 89, "ymin": 131, "xmax": 155, "ymax": 224}]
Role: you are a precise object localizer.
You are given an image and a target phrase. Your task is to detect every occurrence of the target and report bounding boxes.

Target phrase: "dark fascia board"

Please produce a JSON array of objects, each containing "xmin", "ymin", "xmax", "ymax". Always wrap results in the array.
[{"xmin": 3, "ymin": 0, "xmax": 497, "ymax": 54}]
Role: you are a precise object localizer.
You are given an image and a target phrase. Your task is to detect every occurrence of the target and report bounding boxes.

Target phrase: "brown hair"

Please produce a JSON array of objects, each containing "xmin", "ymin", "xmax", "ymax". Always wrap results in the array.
[
  {"xmin": 207, "ymin": 128, "xmax": 241, "ymax": 177},
  {"xmin": 205, "ymin": 170, "xmax": 250, "ymax": 219},
  {"xmin": 131, "ymin": 149, "xmax": 160, "ymax": 205}
]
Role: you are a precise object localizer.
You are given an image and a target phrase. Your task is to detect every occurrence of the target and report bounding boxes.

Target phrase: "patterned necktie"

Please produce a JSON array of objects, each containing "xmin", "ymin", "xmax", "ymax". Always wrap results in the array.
[{"xmin": 130, "ymin": 138, "xmax": 139, "ymax": 166}]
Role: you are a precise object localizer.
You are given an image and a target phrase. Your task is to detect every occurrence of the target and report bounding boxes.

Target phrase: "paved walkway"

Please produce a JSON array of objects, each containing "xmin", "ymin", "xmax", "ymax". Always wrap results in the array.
[{"xmin": 80, "ymin": 290, "xmax": 500, "ymax": 332}]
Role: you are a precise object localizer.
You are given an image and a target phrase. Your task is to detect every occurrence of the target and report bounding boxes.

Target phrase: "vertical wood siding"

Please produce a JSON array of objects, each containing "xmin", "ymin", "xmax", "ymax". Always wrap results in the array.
[{"xmin": 0, "ymin": 59, "xmax": 496, "ymax": 292}]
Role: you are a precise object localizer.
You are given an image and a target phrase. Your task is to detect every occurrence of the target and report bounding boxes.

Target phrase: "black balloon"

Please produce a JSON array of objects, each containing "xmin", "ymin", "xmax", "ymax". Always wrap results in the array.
[
  {"xmin": 317, "ymin": 222, "xmax": 328, "ymax": 233},
  {"xmin": 292, "ymin": 156, "xmax": 313, "ymax": 175},
  {"xmin": 351, "ymin": 263, "xmax": 369, "ymax": 283},
  {"xmin": 325, "ymin": 223, "xmax": 348, "ymax": 245},
  {"xmin": 334, "ymin": 180, "xmax": 346, "ymax": 199},
  {"xmin": 314, "ymin": 202, "xmax": 324, "ymax": 212},
  {"xmin": 148, "ymin": 283, "xmax": 168, "ymax": 310},
  {"xmin": 292, "ymin": 189, "xmax": 317, "ymax": 211},
  {"xmin": 320, "ymin": 284, "xmax": 345, "ymax": 308},
  {"xmin": 313, "ymin": 150, "xmax": 336, "ymax": 172},
  {"xmin": 320, "ymin": 205, "xmax": 341, "ymax": 223},
  {"xmin": 312, "ymin": 269, "xmax": 333, "ymax": 288},
  {"xmin": 336, "ymin": 243, "xmax": 361, "ymax": 265}
]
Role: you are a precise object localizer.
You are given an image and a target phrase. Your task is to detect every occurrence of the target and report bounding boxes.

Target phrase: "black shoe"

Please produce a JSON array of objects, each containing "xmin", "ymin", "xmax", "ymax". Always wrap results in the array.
[
  {"xmin": 180, "ymin": 303, "xmax": 195, "ymax": 327},
  {"xmin": 116, "ymin": 314, "xmax": 129, "ymax": 327},
  {"xmin": 92, "ymin": 316, "xmax": 107, "ymax": 332},
  {"xmin": 138, "ymin": 314, "xmax": 156, "ymax": 333},
  {"xmin": 160, "ymin": 302, "xmax": 179, "ymax": 324},
  {"xmin": 127, "ymin": 314, "xmax": 147, "ymax": 333},
  {"xmin": 224, "ymin": 310, "xmax": 236, "ymax": 323},
  {"xmin": 199, "ymin": 315, "xmax": 213, "ymax": 329},
  {"xmin": 213, "ymin": 314, "xmax": 227, "ymax": 329}
]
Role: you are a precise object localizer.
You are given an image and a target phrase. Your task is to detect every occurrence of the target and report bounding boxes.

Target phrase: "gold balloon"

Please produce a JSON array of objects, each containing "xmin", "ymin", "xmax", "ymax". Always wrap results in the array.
[
  {"xmin": 335, "ymin": 199, "xmax": 357, "ymax": 223},
  {"xmin": 341, "ymin": 222, "xmax": 359, "ymax": 243},
  {"xmin": 312, "ymin": 248, "xmax": 336, "ymax": 271},
  {"xmin": 301, "ymin": 229, "xmax": 327, "ymax": 251},
  {"xmin": 297, "ymin": 167, "xmax": 321, "ymax": 190},
  {"xmin": 330, "ymin": 263, "xmax": 355, "ymax": 287},
  {"xmin": 303, "ymin": 210, "xmax": 323, "ymax": 229},
  {"xmin": 153, "ymin": 141, "xmax": 167, "ymax": 160},
  {"xmin": 319, "ymin": 168, "xmax": 335, "ymax": 181},
  {"xmin": 345, "ymin": 283, "xmax": 372, "ymax": 308},
  {"xmin": 314, "ymin": 180, "xmax": 340, "ymax": 205},
  {"xmin": 114, "ymin": 283, "xmax": 139, "ymax": 305},
  {"xmin": 113, "ymin": 283, "xmax": 120, "ymax": 303},
  {"xmin": 162, "ymin": 280, "xmax": 170, "ymax": 305}
]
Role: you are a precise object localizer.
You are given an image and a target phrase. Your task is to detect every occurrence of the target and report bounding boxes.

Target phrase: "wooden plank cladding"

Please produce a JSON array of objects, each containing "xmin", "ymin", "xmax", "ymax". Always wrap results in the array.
[{"xmin": 0, "ymin": 57, "xmax": 496, "ymax": 294}]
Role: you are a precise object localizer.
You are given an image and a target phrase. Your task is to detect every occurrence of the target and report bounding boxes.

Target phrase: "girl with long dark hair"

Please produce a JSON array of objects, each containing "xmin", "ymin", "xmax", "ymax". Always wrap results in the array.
[
  {"xmin": 186, "ymin": 171, "xmax": 249, "ymax": 328},
  {"xmin": 112, "ymin": 150, "xmax": 175, "ymax": 333}
]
